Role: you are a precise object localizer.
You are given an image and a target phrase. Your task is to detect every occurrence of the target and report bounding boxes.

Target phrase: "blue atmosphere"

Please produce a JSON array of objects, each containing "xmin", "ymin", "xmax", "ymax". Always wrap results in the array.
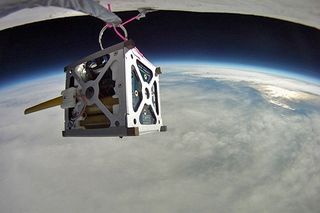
[
  {"xmin": 157, "ymin": 60, "xmax": 320, "ymax": 84},
  {"xmin": 4, "ymin": 61, "xmax": 319, "ymax": 91}
]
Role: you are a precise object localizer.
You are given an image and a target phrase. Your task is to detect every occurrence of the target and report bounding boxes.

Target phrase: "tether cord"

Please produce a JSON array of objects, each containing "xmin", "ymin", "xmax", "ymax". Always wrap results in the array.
[{"xmin": 98, "ymin": 4, "xmax": 144, "ymax": 50}]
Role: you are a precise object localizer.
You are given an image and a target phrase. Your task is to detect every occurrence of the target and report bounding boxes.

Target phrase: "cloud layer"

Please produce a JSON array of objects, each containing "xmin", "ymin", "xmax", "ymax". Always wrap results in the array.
[{"xmin": 0, "ymin": 68, "xmax": 320, "ymax": 213}]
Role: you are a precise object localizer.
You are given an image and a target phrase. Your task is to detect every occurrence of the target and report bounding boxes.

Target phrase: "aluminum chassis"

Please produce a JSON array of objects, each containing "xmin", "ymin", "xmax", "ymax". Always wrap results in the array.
[{"xmin": 63, "ymin": 40, "xmax": 166, "ymax": 137}]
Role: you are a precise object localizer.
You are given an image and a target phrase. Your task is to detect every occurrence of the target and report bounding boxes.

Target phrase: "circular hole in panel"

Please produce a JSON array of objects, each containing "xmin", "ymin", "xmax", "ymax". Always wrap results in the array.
[
  {"xmin": 115, "ymin": 121, "xmax": 120, "ymax": 126},
  {"xmin": 85, "ymin": 87, "xmax": 95, "ymax": 99}
]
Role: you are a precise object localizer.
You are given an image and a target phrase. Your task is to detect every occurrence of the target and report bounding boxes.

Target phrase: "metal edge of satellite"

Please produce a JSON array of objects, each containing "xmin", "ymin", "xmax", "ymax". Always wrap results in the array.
[{"xmin": 25, "ymin": 40, "xmax": 167, "ymax": 137}]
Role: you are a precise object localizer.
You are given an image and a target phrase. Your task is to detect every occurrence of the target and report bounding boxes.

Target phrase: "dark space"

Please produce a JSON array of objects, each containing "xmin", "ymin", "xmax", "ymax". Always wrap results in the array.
[{"xmin": 0, "ymin": 11, "xmax": 319, "ymax": 86}]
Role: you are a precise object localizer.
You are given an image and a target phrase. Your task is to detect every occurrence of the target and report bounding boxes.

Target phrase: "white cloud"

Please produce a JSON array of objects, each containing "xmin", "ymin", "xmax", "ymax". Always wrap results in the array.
[
  {"xmin": 165, "ymin": 64, "xmax": 320, "ymax": 111},
  {"xmin": 0, "ymin": 68, "xmax": 320, "ymax": 213}
]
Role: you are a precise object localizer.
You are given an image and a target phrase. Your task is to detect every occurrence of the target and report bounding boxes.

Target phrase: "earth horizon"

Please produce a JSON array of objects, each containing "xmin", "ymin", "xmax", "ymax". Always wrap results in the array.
[{"xmin": 1, "ymin": 62, "xmax": 319, "ymax": 213}]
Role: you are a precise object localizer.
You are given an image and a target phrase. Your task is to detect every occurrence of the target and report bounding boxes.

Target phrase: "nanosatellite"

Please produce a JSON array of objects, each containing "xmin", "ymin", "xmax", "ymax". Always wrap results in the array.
[
  {"xmin": 25, "ymin": 40, "xmax": 166, "ymax": 137},
  {"xmin": 23, "ymin": 3, "xmax": 166, "ymax": 137}
]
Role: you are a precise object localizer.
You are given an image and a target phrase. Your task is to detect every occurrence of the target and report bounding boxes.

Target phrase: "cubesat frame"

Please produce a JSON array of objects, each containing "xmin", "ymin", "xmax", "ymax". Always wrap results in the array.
[
  {"xmin": 25, "ymin": 40, "xmax": 166, "ymax": 137},
  {"xmin": 62, "ymin": 40, "xmax": 166, "ymax": 137}
]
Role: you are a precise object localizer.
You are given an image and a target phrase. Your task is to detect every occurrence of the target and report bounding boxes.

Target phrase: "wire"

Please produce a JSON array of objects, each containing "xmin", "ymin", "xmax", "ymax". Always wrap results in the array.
[
  {"xmin": 113, "ymin": 25, "xmax": 128, "ymax": 41},
  {"xmin": 122, "ymin": 14, "xmax": 141, "ymax": 26},
  {"xmin": 68, "ymin": 95, "xmax": 87, "ymax": 128},
  {"xmin": 78, "ymin": 96, "xmax": 87, "ymax": 118},
  {"xmin": 99, "ymin": 24, "xmax": 128, "ymax": 49},
  {"xmin": 98, "ymin": 3, "xmax": 145, "ymax": 50}
]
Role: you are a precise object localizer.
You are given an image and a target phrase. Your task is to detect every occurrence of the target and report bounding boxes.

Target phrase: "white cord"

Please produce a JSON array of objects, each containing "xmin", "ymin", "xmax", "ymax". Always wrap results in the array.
[
  {"xmin": 98, "ymin": 24, "xmax": 128, "ymax": 50},
  {"xmin": 99, "ymin": 24, "xmax": 110, "ymax": 50}
]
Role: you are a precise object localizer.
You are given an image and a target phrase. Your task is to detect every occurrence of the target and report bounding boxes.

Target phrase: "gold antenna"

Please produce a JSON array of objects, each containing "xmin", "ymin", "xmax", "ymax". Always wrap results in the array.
[{"xmin": 24, "ymin": 96, "xmax": 63, "ymax": 115}]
